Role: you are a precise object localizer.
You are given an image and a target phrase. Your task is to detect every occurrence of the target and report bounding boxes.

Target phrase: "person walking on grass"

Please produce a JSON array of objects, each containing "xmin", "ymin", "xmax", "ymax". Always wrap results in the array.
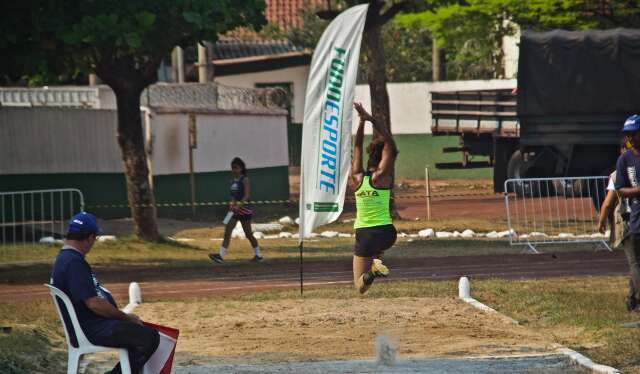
[
  {"xmin": 209, "ymin": 157, "xmax": 263, "ymax": 263},
  {"xmin": 598, "ymin": 138, "xmax": 630, "ymax": 247},
  {"xmin": 615, "ymin": 115, "xmax": 640, "ymax": 312},
  {"xmin": 350, "ymin": 102, "xmax": 398, "ymax": 294}
]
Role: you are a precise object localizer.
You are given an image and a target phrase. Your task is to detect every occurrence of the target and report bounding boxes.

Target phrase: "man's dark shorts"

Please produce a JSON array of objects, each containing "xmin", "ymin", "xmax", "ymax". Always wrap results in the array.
[{"xmin": 354, "ymin": 224, "xmax": 397, "ymax": 257}]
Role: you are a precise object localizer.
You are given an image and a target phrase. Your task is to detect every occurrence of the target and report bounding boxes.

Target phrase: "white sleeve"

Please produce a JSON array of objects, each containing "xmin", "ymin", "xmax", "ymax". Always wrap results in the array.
[{"xmin": 607, "ymin": 177, "xmax": 615, "ymax": 191}]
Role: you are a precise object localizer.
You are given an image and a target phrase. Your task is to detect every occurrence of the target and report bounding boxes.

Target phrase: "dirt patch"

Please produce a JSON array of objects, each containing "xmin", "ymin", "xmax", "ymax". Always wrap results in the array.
[{"xmin": 134, "ymin": 297, "xmax": 555, "ymax": 366}]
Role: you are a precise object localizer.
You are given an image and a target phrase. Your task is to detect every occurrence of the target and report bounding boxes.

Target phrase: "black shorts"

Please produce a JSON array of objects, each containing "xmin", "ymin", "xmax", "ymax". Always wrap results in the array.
[
  {"xmin": 354, "ymin": 224, "xmax": 397, "ymax": 257},
  {"xmin": 232, "ymin": 214, "xmax": 252, "ymax": 221}
]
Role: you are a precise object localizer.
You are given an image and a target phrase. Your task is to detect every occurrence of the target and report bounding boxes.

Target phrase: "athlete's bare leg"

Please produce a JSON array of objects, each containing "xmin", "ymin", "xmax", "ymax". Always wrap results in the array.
[
  {"xmin": 240, "ymin": 219, "xmax": 258, "ymax": 248},
  {"xmin": 222, "ymin": 218, "xmax": 237, "ymax": 249},
  {"xmin": 353, "ymin": 255, "xmax": 373, "ymax": 294}
]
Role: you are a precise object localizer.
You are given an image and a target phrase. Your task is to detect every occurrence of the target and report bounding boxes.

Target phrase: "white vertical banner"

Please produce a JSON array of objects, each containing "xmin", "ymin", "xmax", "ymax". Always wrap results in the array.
[{"xmin": 299, "ymin": 4, "xmax": 369, "ymax": 238}]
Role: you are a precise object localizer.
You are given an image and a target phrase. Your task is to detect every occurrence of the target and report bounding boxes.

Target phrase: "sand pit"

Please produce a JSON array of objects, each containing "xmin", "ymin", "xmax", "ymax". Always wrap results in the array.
[{"xmin": 79, "ymin": 294, "xmax": 601, "ymax": 373}]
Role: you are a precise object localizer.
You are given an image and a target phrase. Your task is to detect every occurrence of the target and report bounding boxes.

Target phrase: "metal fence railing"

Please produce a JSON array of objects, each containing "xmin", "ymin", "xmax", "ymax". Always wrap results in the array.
[
  {"xmin": 1, "ymin": 189, "xmax": 85, "ymax": 246},
  {"xmin": 504, "ymin": 176, "xmax": 611, "ymax": 253}
]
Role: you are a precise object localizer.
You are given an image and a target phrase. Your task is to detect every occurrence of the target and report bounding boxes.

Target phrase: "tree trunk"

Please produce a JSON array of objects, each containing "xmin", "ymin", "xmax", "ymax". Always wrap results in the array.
[
  {"xmin": 364, "ymin": 22, "xmax": 391, "ymax": 132},
  {"xmin": 364, "ymin": 19, "xmax": 401, "ymax": 219},
  {"xmin": 432, "ymin": 43, "xmax": 446, "ymax": 81},
  {"xmin": 112, "ymin": 85, "xmax": 160, "ymax": 241}
]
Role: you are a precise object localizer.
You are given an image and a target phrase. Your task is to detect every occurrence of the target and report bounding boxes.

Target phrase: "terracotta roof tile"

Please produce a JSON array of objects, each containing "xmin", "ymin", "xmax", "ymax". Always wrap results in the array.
[{"xmin": 265, "ymin": 0, "xmax": 325, "ymax": 30}]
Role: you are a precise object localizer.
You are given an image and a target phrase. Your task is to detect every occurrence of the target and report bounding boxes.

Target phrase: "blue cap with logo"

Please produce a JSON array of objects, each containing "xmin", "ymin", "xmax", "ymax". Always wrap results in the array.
[
  {"xmin": 67, "ymin": 212, "xmax": 103, "ymax": 235},
  {"xmin": 622, "ymin": 114, "xmax": 640, "ymax": 133}
]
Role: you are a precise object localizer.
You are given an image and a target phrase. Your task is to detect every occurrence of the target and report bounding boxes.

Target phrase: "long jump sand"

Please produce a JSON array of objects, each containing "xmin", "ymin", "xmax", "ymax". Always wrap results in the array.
[{"xmin": 81, "ymin": 295, "xmax": 593, "ymax": 373}]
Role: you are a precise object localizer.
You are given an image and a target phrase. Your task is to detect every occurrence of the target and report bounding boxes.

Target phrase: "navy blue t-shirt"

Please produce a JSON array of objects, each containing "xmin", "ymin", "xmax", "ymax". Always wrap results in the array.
[
  {"xmin": 615, "ymin": 150, "xmax": 640, "ymax": 234},
  {"xmin": 50, "ymin": 247, "xmax": 119, "ymax": 345},
  {"xmin": 230, "ymin": 175, "xmax": 245, "ymax": 201}
]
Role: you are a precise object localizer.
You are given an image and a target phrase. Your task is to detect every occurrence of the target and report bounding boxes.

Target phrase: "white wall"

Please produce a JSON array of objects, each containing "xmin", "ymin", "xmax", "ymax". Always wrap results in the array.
[
  {"xmin": 214, "ymin": 65, "xmax": 310, "ymax": 124},
  {"xmin": 352, "ymin": 79, "xmax": 517, "ymax": 135},
  {"xmin": 0, "ymin": 107, "xmax": 122, "ymax": 174},
  {"xmin": 150, "ymin": 111, "xmax": 289, "ymax": 175},
  {"xmin": 0, "ymin": 107, "xmax": 288, "ymax": 176},
  {"xmin": 503, "ymin": 33, "xmax": 520, "ymax": 79}
]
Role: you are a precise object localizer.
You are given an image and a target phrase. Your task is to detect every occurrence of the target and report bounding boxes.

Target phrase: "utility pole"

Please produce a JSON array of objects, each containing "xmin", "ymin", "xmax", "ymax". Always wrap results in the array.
[
  {"xmin": 197, "ymin": 41, "xmax": 214, "ymax": 83},
  {"xmin": 172, "ymin": 46, "xmax": 185, "ymax": 83}
]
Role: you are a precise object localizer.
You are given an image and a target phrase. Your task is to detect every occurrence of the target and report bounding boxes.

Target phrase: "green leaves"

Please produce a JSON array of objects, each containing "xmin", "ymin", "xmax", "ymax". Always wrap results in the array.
[
  {"xmin": 124, "ymin": 33, "xmax": 141, "ymax": 49},
  {"xmin": 2, "ymin": 0, "xmax": 267, "ymax": 85},
  {"xmin": 182, "ymin": 11, "xmax": 206, "ymax": 28},
  {"xmin": 136, "ymin": 11, "xmax": 156, "ymax": 30}
]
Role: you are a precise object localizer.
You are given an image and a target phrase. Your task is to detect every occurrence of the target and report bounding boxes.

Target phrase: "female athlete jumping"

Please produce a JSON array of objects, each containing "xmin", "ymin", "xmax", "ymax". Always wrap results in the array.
[{"xmin": 351, "ymin": 102, "xmax": 398, "ymax": 293}]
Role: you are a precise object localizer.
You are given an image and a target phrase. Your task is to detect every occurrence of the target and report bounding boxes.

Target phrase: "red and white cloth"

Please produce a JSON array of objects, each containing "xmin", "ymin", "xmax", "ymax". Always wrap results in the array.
[{"xmin": 143, "ymin": 323, "xmax": 179, "ymax": 374}]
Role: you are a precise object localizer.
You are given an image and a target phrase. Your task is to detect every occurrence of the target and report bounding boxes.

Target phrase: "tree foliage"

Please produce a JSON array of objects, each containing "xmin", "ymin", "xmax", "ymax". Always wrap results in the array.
[
  {"xmin": 0, "ymin": 1, "xmax": 266, "ymax": 240},
  {"xmin": 0, "ymin": 0, "xmax": 266, "ymax": 85},
  {"xmin": 267, "ymin": 7, "xmax": 432, "ymax": 83},
  {"xmin": 398, "ymin": 0, "xmax": 640, "ymax": 80},
  {"xmin": 360, "ymin": 21, "xmax": 434, "ymax": 83}
]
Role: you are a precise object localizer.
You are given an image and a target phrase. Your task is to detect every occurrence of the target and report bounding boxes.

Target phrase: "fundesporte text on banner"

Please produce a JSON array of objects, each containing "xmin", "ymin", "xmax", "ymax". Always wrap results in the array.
[{"xmin": 299, "ymin": 4, "xmax": 369, "ymax": 239}]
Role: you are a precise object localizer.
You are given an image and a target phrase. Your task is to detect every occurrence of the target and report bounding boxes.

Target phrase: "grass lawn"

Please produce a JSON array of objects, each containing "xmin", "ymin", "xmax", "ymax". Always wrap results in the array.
[
  {"xmin": 0, "ymin": 218, "xmax": 512, "ymax": 269},
  {"xmin": 0, "ymin": 299, "xmax": 65, "ymax": 374},
  {"xmin": 368, "ymin": 134, "xmax": 492, "ymax": 180},
  {"xmin": 5, "ymin": 277, "xmax": 638, "ymax": 372},
  {"xmin": 473, "ymin": 277, "xmax": 640, "ymax": 373}
]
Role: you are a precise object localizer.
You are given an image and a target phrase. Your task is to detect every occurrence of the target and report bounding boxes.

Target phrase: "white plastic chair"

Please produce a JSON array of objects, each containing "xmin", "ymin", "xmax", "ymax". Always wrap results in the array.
[{"xmin": 45, "ymin": 284, "xmax": 131, "ymax": 374}]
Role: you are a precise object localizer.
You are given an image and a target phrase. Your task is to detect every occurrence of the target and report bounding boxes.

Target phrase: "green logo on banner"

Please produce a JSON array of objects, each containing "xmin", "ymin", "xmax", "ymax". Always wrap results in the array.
[{"xmin": 313, "ymin": 202, "xmax": 339, "ymax": 212}]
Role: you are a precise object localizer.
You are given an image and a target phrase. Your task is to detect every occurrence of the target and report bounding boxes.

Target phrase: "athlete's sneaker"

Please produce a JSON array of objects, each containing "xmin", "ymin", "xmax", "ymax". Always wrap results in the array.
[
  {"xmin": 371, "ymin": 259, "xmax": 389, "ymax": 277},
  {"xmin": 250, "ymin": 255, "xmax": 263, "ymax": 262},
  {"xmin": 209, "ymin": 253, "xmax": 224, "ymax": 263}
]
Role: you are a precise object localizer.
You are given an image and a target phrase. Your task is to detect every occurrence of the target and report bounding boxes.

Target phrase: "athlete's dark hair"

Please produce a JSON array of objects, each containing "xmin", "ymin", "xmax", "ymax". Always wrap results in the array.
[
  {"xmin": 231, "ymin": 157, "xmax": 247, "ymax": 176},
  {"xmin": 366, "ymin": 139, "xmax": 384, "ymax": 170}
]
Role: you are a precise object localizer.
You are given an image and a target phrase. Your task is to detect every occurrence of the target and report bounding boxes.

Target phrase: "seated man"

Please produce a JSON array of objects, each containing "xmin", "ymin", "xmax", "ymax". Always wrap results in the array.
[{"xmin": 51, "ymin": 212, "xmax": 159, "ymax": 374}]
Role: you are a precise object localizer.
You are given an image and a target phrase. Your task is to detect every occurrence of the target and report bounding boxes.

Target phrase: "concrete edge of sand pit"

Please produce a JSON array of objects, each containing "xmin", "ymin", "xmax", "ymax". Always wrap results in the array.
[{"xmin": 457, "ymin": 276, "xmax": 621, "ymax": 374}]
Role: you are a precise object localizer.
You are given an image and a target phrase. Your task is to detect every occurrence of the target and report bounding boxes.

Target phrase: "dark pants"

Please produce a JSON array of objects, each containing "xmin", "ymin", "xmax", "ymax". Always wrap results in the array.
[
  {"xmin": 91, "ymin": 321, "xmax": 160, "ymax": 374},
  {"xmin": 623, "ymin": 233, "xmax": 640, "ymax": 310}
]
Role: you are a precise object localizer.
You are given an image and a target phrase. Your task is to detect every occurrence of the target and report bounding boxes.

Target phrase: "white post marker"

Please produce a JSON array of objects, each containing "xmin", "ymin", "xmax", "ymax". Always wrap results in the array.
[
  {"xmin": 458, "ymin": 276, "xmax": 470, "ymax": 299},
  {"xmin": 425, "ymin": 166, "xmax": 432, "ymax": 220},
  {"xmin": 123, "ymin": 282, "xmax": 142, "ymax": 313}
]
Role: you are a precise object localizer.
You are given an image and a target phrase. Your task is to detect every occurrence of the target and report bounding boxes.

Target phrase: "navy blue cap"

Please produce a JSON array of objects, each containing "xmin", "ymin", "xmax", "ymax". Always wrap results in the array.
[
  {"xmin": 67, "ymin": 212, "xmax": 103, "ymax": 235},
  {"xmin": 622, "ymin": 114, "xmax": 640, "ymax": 133}
]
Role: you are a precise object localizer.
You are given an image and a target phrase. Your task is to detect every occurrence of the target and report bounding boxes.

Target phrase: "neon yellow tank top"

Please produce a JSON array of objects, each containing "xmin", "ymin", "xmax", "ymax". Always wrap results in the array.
[{"xmin": 354, "ymin": 175, "xmax": 392, "ymax": 229}]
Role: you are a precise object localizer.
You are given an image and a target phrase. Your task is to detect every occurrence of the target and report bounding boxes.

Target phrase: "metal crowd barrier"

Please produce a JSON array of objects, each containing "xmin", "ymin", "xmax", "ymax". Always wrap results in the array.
[
  {"xmin": 0, "ymin": 189, "xmax": 85, "ymax": 246},
  {"xmin": 504, "ymin": 176, "xmax": 611, "ymax": 253}
]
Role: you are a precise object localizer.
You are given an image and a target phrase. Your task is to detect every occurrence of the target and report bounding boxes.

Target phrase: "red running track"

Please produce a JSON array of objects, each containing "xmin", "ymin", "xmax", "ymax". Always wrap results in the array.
[{"xmin": 0, "ymin": 250, "xmax": 629, "ymax": 302}]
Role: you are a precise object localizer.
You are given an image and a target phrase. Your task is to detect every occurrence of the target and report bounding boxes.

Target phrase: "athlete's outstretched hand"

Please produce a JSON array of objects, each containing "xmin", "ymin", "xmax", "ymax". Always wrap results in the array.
[{"xmin": 354, "ymin": 102, "xmax": 373, "ymax": 122}]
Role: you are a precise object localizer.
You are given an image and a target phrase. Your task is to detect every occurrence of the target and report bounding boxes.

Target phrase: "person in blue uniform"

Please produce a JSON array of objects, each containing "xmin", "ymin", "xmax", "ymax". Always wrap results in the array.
[
  {"xmin": 615, "ymin": 115, "xmax": 640, "ymax": 312},
  {"xmin": 51, "ymin": 212, "xmax": 159, "ymax": 374},
  {"xmin": 209, "ymin": 157, "xmax": 263, "ymax": 263}
]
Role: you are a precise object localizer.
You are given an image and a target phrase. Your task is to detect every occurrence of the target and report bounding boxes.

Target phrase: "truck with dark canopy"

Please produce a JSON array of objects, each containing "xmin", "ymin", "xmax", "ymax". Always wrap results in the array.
[{"xmin": 431, "ymin": 28, "xmax": 640, "ymax": 193}]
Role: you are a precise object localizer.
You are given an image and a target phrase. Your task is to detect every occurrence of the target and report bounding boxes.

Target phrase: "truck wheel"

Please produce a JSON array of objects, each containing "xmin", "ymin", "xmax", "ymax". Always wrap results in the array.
[
  {"xmin": 507, "ymin": 150, "xmax": 554, "ymax": 197},
  {"xmin": 507, "ymin": 150, "xmax": 535, "ymax": 196}
]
